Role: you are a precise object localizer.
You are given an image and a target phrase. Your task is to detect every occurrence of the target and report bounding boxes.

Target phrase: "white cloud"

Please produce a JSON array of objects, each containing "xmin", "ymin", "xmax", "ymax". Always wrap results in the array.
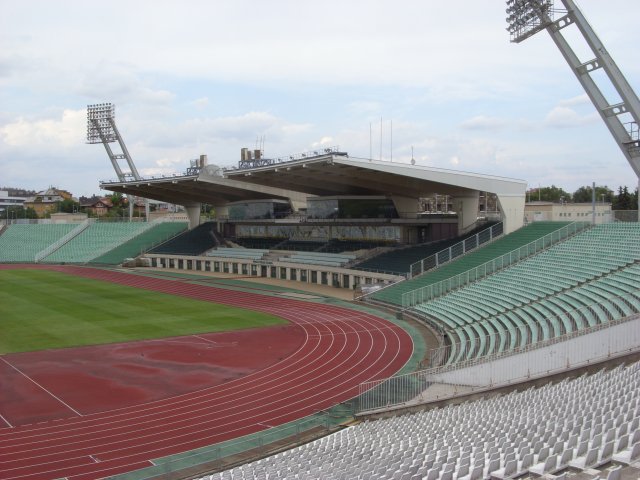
[
  {"xmin": 312, "ymin": 136, "xmax": 334, "ymax": 148},
  {"xmin": 460, "ymin": 115, "xmax": 508, "ymax": 131},
  {"xmin": 191, "ymin": 97, "xmax": 209, "ymax": 109},
  {"xmin": 347, "ymin": 101, "xmax": 382, "ymax": 115},
  {"xmin": 0, "ymin": 109, "xmax": 85, "ymax": 147},
  {"xmin": 558, "ymin": 94, "xmax": 591, "ymax": 107},
  {"xmin": 0, "ymin": 0, "xmax": 638, "ymax": 197},
  {"xmin": 75, "ymin": 64, "xmax": 174, "ymax": 107},
  {"xmin": 544, "ymin": 106, "xmax": 599, "ymax": 128}
]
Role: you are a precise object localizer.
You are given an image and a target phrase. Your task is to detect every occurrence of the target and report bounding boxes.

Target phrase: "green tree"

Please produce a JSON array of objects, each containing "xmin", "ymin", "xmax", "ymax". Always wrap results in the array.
[
  {"xmin": 56, "ymin": 198, "xmax": 80, "ymax": 213},
  {"xmin": 5, "ymin": 206, "xmax": 37, "ymax": 220},
  {"xmin": 25, "ymin": 207, "xmax": 38, "ymax": 219},
  {"xmin": 527, "ymin": 185, "xmax": 572, "ymax": 203},
  {"xmin": 613, "ymin": 186, "xmax": 636, "ymax": 210},
  {"xmin": 572, "ymin": 185, "xmax": 613, "ymax": 203},
  {"xmin": 107, "ymin": 192, "xmax": 124, "ymax": 208},
  {"xmin": 104, "ymin": 192, "xmax": 127, "ymax": 218}
]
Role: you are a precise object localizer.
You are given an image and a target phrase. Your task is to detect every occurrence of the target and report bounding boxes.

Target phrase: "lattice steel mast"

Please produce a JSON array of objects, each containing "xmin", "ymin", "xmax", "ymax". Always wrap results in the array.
[
  {"xmin": 507, "ymin": 0, "xmax": 640, "ymax": 213},
  {"xmin": 87, "ymin": 103, "xmax": 148, "ymax": 219}
]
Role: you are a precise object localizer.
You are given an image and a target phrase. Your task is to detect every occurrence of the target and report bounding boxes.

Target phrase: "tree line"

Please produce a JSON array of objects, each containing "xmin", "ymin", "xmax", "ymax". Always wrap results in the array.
[{"xmin": 527, "ymin": 185, "xmax": 638, "ymax": 210}]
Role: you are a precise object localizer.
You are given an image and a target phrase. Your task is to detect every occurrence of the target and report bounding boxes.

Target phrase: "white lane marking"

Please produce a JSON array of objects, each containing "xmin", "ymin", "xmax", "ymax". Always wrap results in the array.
[{"xmin": 0, "ymin": 357, "xmax": 82, "ymax": 418}]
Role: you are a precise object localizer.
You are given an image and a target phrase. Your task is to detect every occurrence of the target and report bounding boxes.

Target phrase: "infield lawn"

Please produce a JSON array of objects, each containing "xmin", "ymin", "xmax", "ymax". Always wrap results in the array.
[{"xmin": 0, "ymin": 269, "xmax": 287, "ymax": 354}]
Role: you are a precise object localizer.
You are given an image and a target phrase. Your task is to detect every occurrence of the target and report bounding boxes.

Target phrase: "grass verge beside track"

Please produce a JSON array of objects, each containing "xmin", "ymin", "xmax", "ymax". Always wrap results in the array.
[{"xmin": 0, "ymin": 269, "xmax": 286, "ymax": 354}]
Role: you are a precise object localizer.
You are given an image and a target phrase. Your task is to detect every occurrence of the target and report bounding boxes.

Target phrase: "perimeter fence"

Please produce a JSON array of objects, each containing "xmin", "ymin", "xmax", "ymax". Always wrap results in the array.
[{"xmin": 108, "ymin": 402, "xmax": 355, "ymax": 480}]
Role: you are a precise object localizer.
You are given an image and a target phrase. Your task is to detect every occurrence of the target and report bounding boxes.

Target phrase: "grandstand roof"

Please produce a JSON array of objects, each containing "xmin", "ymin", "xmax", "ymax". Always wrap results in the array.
[
  {"xmin": 100, "ymin": 172, "xmax": 308, "ymax": 205},
  {"xmin": 227, "ymin": 155, "xmax": 526, "ymax": 197},
  {"xmin": 101, "ymin": 154, "xmax": 526, "ymax": 205}
]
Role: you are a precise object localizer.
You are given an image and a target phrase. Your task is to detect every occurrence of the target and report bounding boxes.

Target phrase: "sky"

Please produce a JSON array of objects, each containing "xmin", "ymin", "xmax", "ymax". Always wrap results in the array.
[{"xmin": 1, "ymin": 0, "xmax": 639, "ymax": 198}]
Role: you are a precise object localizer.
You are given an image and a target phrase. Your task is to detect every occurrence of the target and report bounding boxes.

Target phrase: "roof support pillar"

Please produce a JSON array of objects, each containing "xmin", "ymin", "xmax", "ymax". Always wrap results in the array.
[
  {"xmin": 183, "ymin": 203, "xmax": 201, "ymax": 229},
  {"xmin": 454, "ymin": 192, "xmax": 480, "ymax": 234},
  {"xmin": 496, "ymin": 194, "xmax": 525, "ymax": 234}
]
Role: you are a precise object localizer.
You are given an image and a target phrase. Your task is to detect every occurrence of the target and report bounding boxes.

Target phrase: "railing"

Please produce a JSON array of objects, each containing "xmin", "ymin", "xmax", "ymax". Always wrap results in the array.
[
  {"xmin": 425, "ymin": 288, "xmax": 640, "ymax": 367},
  {"xmin": 356, "ymin": 292, "xmax": 640, "ymax": 413},
  {"xmin": 139, "ymin": 226, "xmax": 190, "ymax": 256},
  {"xmin": 409, "ymin": 222, "xmax": 504, "ymax": 278},
  {"xmin": 613, "ymin": 210, "xmax": 639, "ymax": 222},
  {"xmin": 107, "ymin": 402, "xmax": 355, "ymax": 480},
  {"xmin": 401, "ymin": 221, "xmax": 591, "ymax": 308},
  {"xmin": 34, "ymin": 220, "xmax": 90, "ymax": 262}
]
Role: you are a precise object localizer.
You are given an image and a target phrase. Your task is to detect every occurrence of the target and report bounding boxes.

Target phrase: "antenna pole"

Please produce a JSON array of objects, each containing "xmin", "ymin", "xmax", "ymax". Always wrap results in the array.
[{"xmin": 380, "ymin": 117, "xmax": 383, "ymax": 161}]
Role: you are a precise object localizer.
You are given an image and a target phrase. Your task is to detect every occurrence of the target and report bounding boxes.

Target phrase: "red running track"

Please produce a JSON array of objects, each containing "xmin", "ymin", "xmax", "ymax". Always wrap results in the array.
[{"xmin": 0, "ymin": 266, "xmax": 413, "ymax": 480}]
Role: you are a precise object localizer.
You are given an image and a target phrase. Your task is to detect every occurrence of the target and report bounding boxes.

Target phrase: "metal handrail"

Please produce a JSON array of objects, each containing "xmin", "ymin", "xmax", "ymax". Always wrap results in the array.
[
  {"xmin": 408, "ymin": 222, "xmax": 504, "ymax": 278},
  {"xmin": 401, "ymin": 222, "xmax": 591, "ymax": 308},
  {"xmin": 34, "ymin": 220, "xmax": 90, "ymax": 262},
  {"xmin": 357, "ymin": 299, "xmax": 640, "ymax": 413}
]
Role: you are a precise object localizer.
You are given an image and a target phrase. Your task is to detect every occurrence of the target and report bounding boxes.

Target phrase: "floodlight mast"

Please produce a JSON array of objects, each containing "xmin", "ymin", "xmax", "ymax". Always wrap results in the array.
[
  {"xmin": 87, "ymin": 103, "xmax": 148, "ymax": 219},
  {"xmin": 507, "ymin": 0, "xmax": 640, "ymax": 215}
]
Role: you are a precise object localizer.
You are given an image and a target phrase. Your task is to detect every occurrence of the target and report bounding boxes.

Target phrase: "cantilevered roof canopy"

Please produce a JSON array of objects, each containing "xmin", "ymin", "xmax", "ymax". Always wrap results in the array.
[
  {"xmin": 101, "ymin": 154, "xmax": 526, "ymax": 204},
  {"xmin": 100, "ymin": 153, "xmax": 527, "ymax": 231},
  {"xmin": 225, "ymin": 155, "xmax": 526, "ymax": 198},
  {"xmin": 100, "ymin": 170, "xmax": 308, "ymax": 206}
]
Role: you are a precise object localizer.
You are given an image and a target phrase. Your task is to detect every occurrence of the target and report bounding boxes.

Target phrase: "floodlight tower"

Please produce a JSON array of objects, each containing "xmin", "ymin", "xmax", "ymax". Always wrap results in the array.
[
  {"xmin": 506, "ymin": 0, "xmax": 640, "ymax": 216},
  {"xmin": 87, "ymin": 103, "xmax": 148, "ymax": 219}
]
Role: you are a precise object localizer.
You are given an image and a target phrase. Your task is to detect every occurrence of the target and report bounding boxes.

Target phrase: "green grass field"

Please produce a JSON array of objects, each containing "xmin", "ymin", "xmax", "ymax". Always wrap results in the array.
[{"xmin": 0, "ymin": 269, "xmax": 287, "ymax": 354}]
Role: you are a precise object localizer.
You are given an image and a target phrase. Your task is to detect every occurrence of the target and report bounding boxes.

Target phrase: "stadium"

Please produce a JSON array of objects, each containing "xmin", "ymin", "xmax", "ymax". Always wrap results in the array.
[{"xmin": 1, "ymin": 1, "xmax": 640, "ymax": 480}]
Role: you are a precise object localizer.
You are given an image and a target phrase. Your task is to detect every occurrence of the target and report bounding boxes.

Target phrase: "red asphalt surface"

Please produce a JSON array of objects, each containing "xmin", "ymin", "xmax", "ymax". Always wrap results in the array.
[{"xmin": 0, "ymin": 265, "xmax": 413, "ymax": 480}]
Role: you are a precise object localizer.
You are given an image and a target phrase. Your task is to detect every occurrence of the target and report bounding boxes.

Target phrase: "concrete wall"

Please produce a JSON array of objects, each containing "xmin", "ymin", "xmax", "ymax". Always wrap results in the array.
[
  {"xmin": 428, "ymin": 316, "xmax": 640, "ymax": 387},
  {"xmin": 496, "ymin": 194, "xmax": 525, "ymax": 234}
]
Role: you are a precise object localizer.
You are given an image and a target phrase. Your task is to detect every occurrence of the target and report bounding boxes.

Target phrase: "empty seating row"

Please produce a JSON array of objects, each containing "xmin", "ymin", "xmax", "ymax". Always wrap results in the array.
[
  {"xmin": 0, "ymin": 224, "xmax": 76, "ymax": 262},
  {"xmin": 420, "ymin": 264, "xmax": 640, "ymax": 364},
  {"xmin": 232, "ymin": 237, "xmax": 287, "ymax": 250},
  {"xmin": 320, "ymin": 239, "xmax": 396, "ymax": 253},
  {"xmin": 206, "ymin": 248, "xmax": 269, "ymax": 260},
  {"xmin": 148, "ymin": 222, "xmax": 220, "ymax": 255},
  {"xmin": 203, "ymin": 362, "xmax": 640, "ymax": 480},
  {"xmin": 354, "ymin": 222, "xmax": 501, "ymax": 275},
  {"xmin": 91, "ymin": 221, "xmax": 188, "ymax": 265},
  {"xmin": 279, "ymin": 251, "xmax": 356, "ymax": 267},
  {"xmin": 371, "ymin": 222, "xmax": 573, "ymax": 305},
  {"xmin": 41, "ymin": 222, "xmax": 152, "ymax": 263},
  {"xmin": 273, "ymin": 240, "xmax": 328, "ymax": 252},
  {"xmin": 410, "ymin": 223, "xmax": 640, "ymax": 363}
]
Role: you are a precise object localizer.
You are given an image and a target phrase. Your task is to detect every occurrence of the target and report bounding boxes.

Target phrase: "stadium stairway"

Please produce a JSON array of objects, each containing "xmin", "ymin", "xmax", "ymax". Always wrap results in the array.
[
  {"xmin": 41, "ymin": 222, "xmax": 154, "ymax": 264},
  {"xmin": 353, "ymin": 222, "xmax": 500, "ymax": 275},
  {"xmin": 370, "ymin": 221, "xmax": 573, "ymax": 306},
  {"xmin": 90, "ymin": 221, "xmax": 188, "ymax": 265},
  {"xmin": 0, "ymin": 224, "xmax": 77, "ymax": 263}
]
